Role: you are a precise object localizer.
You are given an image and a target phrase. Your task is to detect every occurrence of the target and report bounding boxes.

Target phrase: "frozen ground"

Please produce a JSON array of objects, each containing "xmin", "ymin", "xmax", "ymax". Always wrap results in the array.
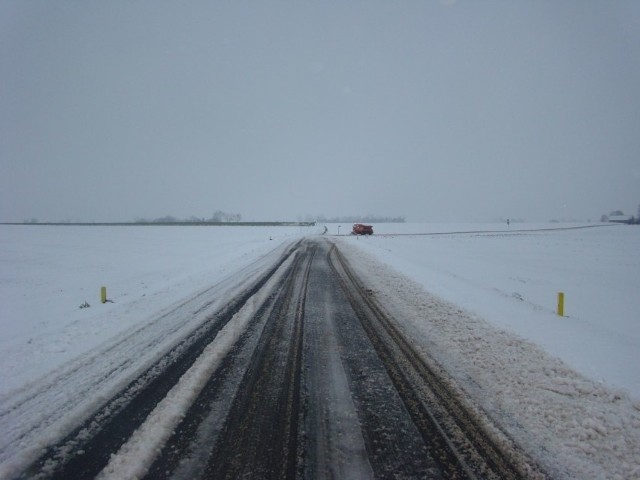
[
  {"xmin": 1, "ymin": 223, "xmax": 639, "ymax": 478},
  {"xmin": 330, "ymin": 222, "xmax": 640, "ymax": 399},
  {"xmin": 331, "ymin": 223, "xmax": 640, "ymax": 478},
  {"xmin": 0, "ymin": 224, "xmax": 314, "ymax": 395}
]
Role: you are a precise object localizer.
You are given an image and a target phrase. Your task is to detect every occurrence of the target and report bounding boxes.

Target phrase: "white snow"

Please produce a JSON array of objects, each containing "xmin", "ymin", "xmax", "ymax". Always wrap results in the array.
[
  {"xmin": 333, "ymin": 222, "xmax": 640, "ymax": 398},
  {"xmin": 1, "ymin": 222, "xmax": 639, "ymax": 478},
  {"xmin": 0, "ymin": 224, "xmax": 311, "ymax": 395},
  {"xmin": 333, "ymin": 222, "xmax": 640, "ymax": 479},
  {"xmin": 97, "ymin": 252, "xmax": 296, "ymax": 480}
]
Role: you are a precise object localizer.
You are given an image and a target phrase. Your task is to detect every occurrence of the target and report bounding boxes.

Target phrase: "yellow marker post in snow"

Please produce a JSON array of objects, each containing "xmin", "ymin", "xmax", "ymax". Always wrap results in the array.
[
  {"xmin": 101, "ymin": 286, "xmax": 107, "ymax": 304},
  {"xmin": 557, "ymin": 292, "xmax": 565, "ymax": 317}
]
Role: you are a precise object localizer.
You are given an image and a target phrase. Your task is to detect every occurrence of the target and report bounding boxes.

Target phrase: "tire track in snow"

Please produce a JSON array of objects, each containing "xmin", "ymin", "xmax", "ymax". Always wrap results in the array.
[
  {"xmin": 328, "ymin": 241, "xmax": 545, "ymax": 479},
  {"xmin": 139, "ymin": 244, "xmax": 313, "ymax": 479},
  {"xmin": 96, "ymin": 251, "xmax": 299, "ymax": 479},
  {"xmin": 5, "ymin": 238, "xmax": 547, "ymax": 479},
  {"xmin": 6, "ymin": 241, "xmax": 302, "ymax": 480}
]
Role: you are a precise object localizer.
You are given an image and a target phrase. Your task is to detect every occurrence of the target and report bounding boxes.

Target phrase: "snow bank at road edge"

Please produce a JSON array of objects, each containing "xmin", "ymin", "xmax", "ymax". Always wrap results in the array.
[{"xmin": 336, "ymin": 238, "xmax": 640, "ymax": 479}]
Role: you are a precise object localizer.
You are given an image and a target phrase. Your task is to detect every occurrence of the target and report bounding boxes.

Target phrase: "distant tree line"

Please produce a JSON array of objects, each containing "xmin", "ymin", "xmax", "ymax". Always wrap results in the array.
[
  {"xmin": 311, "ymin": 215, "xmax": 405, "ymax": 223},
  {"xmin": 134, "ymin": 210, "xmax": 242, "ymax": 224}
]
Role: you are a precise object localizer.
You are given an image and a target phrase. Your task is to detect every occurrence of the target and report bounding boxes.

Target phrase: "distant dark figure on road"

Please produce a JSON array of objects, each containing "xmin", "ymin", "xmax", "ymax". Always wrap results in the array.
[{"xmin": 507, "ymin": 219, "xmax": 510, "ymax": 227}]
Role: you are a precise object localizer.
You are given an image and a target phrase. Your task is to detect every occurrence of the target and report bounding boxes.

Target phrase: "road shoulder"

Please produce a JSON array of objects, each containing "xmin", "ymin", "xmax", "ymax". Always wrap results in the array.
[{"xmin": 335, "ymin": 238, "xmax": 640, "ymax": 479}]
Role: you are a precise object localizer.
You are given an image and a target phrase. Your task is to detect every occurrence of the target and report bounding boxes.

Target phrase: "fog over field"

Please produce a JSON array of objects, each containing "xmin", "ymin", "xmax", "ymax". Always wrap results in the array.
[{"xmin": 2, "ymin": 2, "xmax": 639, "ymax": 223}]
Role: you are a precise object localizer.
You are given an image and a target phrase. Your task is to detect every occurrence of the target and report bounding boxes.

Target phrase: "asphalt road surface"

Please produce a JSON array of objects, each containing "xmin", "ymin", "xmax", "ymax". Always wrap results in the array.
[{"xmin": 18, "ymin": 238, "xmax": 542, "ymax": 479}]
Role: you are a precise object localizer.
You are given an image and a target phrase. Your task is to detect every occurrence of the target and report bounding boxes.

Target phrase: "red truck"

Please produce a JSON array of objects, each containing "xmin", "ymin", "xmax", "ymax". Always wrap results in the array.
[{"xmin": 352, "ymin": 224, "xmax": 373, "ymax": 235}]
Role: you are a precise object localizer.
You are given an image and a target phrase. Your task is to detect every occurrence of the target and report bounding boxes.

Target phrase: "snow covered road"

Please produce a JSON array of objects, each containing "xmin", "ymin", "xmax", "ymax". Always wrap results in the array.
[
  {"xmin": 0, "ymin": 238, "xmax": 300, "ymax": 479},
  {"xmin": 1, "ymin": 238, "xmax": 543, "ymax": 479},
  {"xmin": 335, "ymin": 230, "xmax": 640, "ymax": 479},
  {"xmin": 1, "ymin": 225, "xmax": 639, "ymax": 478}
]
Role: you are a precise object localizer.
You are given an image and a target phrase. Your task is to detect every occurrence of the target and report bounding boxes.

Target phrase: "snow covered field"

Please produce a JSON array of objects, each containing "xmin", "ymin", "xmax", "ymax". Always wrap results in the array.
[
  {"xmin": 1, "ymin": 223, "xmax": 639, "ymax": 478},
  {"xmin": 333, "ymin": 222, "xmax": 640, "ymax": 399},
  {"xmin": 4, "ymin": 222, "xmax": 637, "ymax": 400},
  {"xmin": 0, "ymin": 224, "xmax": 316, "ymax": 395},
  {"xmin": 331, "ymin": 222, "xmax": 640, "ymax": 478}
]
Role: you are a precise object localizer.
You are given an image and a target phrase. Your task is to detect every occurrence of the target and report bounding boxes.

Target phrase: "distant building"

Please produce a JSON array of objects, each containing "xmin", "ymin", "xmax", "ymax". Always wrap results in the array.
[{"xmin": 608, "ymin": 215, "xmax": 633, "ymax": 224}]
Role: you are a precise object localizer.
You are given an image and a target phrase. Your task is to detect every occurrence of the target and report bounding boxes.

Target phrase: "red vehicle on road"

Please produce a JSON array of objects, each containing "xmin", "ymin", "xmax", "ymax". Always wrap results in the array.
[{"xmin": 352, "ymin": 224, "xmax": 373, "ymax": 235}]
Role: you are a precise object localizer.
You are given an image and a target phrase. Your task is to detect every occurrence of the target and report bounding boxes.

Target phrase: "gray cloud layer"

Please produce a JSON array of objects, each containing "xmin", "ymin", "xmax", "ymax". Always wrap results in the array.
[{"xmin": 2, "ymin": 1, "xmax": 639, "ymax": 222}]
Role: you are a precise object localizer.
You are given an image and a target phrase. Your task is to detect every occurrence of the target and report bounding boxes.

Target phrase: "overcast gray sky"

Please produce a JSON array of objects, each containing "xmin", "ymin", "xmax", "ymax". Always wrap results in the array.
[{"xmin": 2, "ymin": 1, "xmax": 639, "ymax": 222}]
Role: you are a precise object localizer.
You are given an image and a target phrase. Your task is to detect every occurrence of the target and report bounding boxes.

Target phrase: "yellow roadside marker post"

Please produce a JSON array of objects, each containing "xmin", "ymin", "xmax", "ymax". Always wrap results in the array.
[{"xmin": 557, "ymin": 292, "xmax": 565, "ymax": 317}]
